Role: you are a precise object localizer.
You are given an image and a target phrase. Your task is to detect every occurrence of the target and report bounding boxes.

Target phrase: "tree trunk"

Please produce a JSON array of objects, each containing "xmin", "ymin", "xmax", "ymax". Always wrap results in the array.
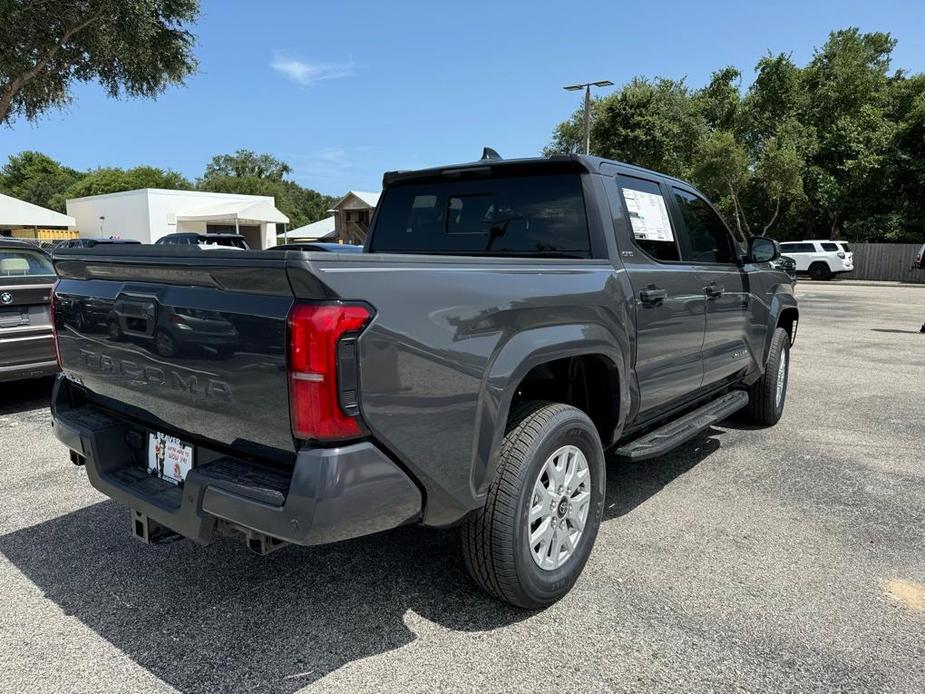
[
  {"xmin": 830, "ymin": 210, "xmax": 841, "ymax": 240},
  {"xmin": 726, "ymin": 182, "xmax": 752, "ymax": 239},
  {"xmin": 727, "ymin": 182, "xmax": 743, "ymax": 238},
  {"xmin": 729, "ymin": 189, "xmax": 752, "ymax": 238},
  {"xmin": 762, "ymin": 196, "xmax": 781, "ymax": 236},
  {"xmin": 0, "ymin": 84, "xmax": 16, "ymax": 124}
]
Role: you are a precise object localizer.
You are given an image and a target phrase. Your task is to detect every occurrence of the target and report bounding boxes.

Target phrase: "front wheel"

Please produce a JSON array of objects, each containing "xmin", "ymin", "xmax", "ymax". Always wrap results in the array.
[
  {"xmin": 743, "ymin": 327, "xmax": 790, "ymax": 426},
  {"xmin": 462, "ymin": 402, "xmax": 606, "ymax": 609},
  {"xmin": 155, "ymin": 330, "xmax": 179, "ymax": 358}
]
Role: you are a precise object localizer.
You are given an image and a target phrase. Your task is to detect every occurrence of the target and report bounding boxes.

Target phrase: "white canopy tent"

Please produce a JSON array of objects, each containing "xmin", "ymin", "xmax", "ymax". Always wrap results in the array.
[
  {"xmin": 176, "ymin": 199, "xmax": 289, "ymax": 227},
  {"xmin": 0, "ymin": 192, "xmax": 75, "ymax": 228},
  {"xmin": 284, "ymin": 216, "xmax": 336, "ymax": 242}
]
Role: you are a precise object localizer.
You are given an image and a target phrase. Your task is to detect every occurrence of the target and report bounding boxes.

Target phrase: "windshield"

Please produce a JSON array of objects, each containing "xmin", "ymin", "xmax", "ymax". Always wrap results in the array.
[
  {"xmin": 0, "ymin": 248, "xmax": 54, "ymax": 277},
  {"xmin": 370, "ymin": 173, "xmax": 590, "ymax": 257}
]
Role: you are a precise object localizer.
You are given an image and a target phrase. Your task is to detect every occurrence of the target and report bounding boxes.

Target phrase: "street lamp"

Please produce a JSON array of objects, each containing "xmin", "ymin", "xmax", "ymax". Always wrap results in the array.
[{"xmin": 563, "ymin": 80, "xmax": 614, "ymax": 155}]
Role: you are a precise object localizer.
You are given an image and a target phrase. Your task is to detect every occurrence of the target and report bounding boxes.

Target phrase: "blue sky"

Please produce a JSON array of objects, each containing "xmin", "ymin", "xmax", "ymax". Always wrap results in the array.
[{"xmin": 4, "ymin": 0, "xmax": 925, "ymax": 196}]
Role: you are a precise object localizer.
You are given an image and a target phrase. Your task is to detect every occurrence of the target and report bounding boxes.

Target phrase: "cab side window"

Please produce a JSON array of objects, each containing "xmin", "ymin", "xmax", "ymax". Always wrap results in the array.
[
  {"xmin": 617, "ymin": 175, "xmax": 680, "ymax": 262},
  {"xmin": 672, "ymin": 188, "xmax": 738, "ymax": 264},
  {"xmin": 780, "ymin": 242, "xmax": 815, "ymax": 253}
]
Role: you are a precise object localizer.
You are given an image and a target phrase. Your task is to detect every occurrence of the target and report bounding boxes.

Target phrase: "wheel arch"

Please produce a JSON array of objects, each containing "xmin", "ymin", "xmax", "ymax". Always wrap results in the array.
[
  {"xmin": 470, "ymin": 323, "xmax": 629, "ymax": 499},
  {"xmin": 763, "ymin": 294, "xmax": 799, "ymax": 367}
]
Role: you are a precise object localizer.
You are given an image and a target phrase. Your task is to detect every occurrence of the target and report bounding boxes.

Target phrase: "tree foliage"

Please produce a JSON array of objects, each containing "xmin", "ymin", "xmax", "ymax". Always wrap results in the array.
[
  {"xmin": 0, "ymin": 151, "xmax": 82, "ymax": 211},
  {"xmin": 0, "ymin": 0, "xmax": 199, "ymax": 126},
  {"xmin": 64, "ymin": 165, "xmax": 192, "ymax": 199},
  {"xmin": 201, "ymin": 150, "xmax": 293, "ymax": 182},
  {"xmin": 546, "ymin": 28, "xmax": 925, "ymax": 242}
]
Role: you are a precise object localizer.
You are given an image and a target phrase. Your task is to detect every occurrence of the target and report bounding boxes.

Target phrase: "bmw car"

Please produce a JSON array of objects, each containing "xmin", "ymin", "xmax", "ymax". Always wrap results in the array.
[{"xmin": 0, "ymin": 238, "xmax": 58, "ymax": 382}]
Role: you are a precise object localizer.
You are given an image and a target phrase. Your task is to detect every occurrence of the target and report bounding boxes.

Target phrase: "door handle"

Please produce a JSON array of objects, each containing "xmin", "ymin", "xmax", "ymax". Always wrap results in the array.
[
  {"xmin": 705, "ymin": 283, "xmax": 724, "ymax": 299},
  {"xmin": 639, "ymin": 287, "xmax": 668, "ymax": 304}
]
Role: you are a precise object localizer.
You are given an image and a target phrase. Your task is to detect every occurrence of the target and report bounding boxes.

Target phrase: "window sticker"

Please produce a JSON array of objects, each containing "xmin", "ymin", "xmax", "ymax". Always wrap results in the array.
[{"xmin": 622, "ymin": 188, "xmax": 674, "ymax": 242}]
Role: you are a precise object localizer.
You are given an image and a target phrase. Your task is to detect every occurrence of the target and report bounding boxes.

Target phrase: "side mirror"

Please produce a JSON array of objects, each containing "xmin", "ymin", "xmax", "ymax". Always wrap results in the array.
[{"xmin": 748, "ymin": 236, "xmax": 780, "ymax": 263}]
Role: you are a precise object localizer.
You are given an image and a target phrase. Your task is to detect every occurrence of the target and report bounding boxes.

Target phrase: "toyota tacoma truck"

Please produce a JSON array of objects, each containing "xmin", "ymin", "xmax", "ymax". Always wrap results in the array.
[{"xmin": 50, "ymin": 153, "xmax": 798, "ymax": 609}]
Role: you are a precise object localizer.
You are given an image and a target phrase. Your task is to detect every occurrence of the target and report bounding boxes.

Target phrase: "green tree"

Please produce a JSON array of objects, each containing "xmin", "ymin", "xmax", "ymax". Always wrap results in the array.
[
  {"xmin": 545, "ymin": 77, "xmax": 705, "ymax": 177},
  {"xmin": 0, "ymin": 1, "xmax": 199, "ymax": 126},
  {"xmin": 696, "ymin": 67, "xmax": 742, "ymax": 133},
  {"xmin": 801, "ymin": 29, "xmax": 899, "ymax": 239},
  {"xmin": 64, "ymin": 165, "xmax": 192, "ymax": 198},
  {"xmin": 0, "ymin": 151, "xmax": 83, "ymax": 211},
  {"xmin": 754, "ymin": 138, "xmax": 805, "ymax": 235},
  {"xmin": 202, "ymin": 150, "xmax": 293, "ymax": 182},
  {"xmin": 691, "ymin": 130, "xmax": 751, "ymax": 237},
  {"xmin": 197, "ymin": 152, "xmax": 335, "ymax": 228},
  {"xmin": 545, "ymin": 26, "xmax": 925, "ymax": 244}
]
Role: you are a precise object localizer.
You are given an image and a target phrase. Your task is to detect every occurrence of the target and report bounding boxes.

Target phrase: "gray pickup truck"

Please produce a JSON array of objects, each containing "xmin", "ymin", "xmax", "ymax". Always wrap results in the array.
[{"xmin": 50, "ymin": 153, "xmax": 798, "ymax": 608}]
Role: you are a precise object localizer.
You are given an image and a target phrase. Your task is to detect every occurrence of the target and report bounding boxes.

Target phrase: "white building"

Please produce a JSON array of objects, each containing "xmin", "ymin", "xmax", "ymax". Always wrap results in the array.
[{"xmin": 66, "ymin": 188, "xmax": 289, "ymax": 250}]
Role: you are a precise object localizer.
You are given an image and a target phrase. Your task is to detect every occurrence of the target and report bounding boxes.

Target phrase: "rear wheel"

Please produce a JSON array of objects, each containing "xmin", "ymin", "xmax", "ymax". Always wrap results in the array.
[
  {"xmin": 107, "ymin": 319, "xmax": 123, "ymax": 341},
  {"xmin": 743, "ymin": 327, "xmax": 790, "ymax": 426},
  {"xmin": 808, "ymin": 262, "xmax": 832, "ymax": 281},
  {"xmin": 462, "ymin": 402, "xmax": 605, "ymax": 609},
  {"xmin": 155, "ymin": 330, "xmax": 179, "ymax": 357}
]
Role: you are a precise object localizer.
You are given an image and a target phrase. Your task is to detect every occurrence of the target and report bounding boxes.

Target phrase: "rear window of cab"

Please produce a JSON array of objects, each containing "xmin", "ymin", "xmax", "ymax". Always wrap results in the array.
[{"xmin": 369, "ymin": 173, "xmax": 591, "ymax": 258}]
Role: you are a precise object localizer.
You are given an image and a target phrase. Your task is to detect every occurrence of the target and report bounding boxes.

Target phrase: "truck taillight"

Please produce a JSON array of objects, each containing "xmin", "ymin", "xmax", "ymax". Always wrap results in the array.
[
  {"xmin": 50, "ymin": 283, "xmax": 61, "ymax": 367},
  {"xmin": 287, "ymin": 303, "xmax": 372, "ymax": 441}
]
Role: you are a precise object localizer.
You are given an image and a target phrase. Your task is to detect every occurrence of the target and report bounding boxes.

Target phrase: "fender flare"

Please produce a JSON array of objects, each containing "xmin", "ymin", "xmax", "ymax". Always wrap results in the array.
[
  {"xmin": 469, "ymin": 322, "xmax": 629, "ymax": 498},
  {"xmin": 764, "ymin": 291, "xmax": 799, "ymax": 366}
]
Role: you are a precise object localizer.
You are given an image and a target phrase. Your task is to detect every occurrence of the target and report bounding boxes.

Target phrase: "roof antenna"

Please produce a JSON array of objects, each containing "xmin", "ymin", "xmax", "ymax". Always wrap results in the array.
[{"xmin": 481, "ymin": 147, "xmax": 502, "ymax": 161}]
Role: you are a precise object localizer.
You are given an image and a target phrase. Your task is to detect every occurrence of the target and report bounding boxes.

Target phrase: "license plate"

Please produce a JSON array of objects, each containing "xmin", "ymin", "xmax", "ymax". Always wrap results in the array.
[
  {"xmin": 0, "ymin": 308, "xmax": 29, "ymax": 328},
  {"xmin": 147, "ymin": 432, "xmax": 194, "ymax": 485}
]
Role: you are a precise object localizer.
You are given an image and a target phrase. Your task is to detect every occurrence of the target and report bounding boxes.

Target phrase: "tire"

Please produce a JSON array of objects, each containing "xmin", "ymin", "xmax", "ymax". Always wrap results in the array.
[
  {"xmin": 461, "ymin": 401, "xmax": 606, "ymax": 609},
  {"xmin": 107, "ymin": 320, "xmax": 123, "ymax": 341},
  {"xmin": 808, "ymin": 262, "xmax": 832, "ymax": 281},
  {"xmin": 155, "ymin": 330, "xmax": 179, "ymax": 357},
  {"xmin": 743, "ymin": 327, "xmax": 790, "ymax": 426}
]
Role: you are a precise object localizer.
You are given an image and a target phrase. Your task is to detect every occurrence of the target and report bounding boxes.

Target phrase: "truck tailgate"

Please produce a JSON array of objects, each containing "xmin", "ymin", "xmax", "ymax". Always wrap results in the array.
[{"xmin": 53, "ymin": 248, "xmax": 296, "ymax": 457}]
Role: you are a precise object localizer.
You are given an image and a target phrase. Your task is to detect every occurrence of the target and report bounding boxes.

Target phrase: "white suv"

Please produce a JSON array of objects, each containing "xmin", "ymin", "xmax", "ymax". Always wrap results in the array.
[{"xmin": 779, "ymin": 240, "xmax": 854, "ymax": 280}]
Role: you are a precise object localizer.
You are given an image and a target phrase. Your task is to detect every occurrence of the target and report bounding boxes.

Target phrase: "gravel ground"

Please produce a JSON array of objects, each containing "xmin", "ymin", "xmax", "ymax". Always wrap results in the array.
[{"xmin": 1, "ymin": 281, "xmax": 923, "ymax": 693}]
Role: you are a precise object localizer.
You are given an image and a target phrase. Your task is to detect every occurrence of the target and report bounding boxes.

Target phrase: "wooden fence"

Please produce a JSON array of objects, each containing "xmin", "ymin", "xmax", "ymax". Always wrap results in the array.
[{"xmin": 846, "ymin": 243, "xmax": 925, "ymax": 283}]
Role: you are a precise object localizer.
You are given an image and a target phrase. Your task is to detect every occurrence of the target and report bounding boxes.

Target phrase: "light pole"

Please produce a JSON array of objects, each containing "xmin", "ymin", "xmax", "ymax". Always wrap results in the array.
[{"xmin": 563, "ymin": 80, "xmax": 614, "ymax": 155}]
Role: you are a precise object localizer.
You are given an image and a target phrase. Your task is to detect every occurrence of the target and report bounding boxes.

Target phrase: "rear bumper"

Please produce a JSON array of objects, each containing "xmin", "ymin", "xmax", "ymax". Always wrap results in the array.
[
  {"xmin": 50, "ymin": 376, "xmax": 422, "ymax": 547},
  {"xmin": 0, "ymin": 333, "xmax": 58, "ymax": 382},
  {"xmin": 0, "ymin": 359, "xmax": 58, "ymax": 382}
]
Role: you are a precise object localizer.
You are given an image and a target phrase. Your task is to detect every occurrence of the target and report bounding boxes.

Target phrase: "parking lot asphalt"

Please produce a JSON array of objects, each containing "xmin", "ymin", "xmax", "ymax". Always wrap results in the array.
[{"xmin": 1, "ymin": 281, "xmax": 923, "ymax": 693}]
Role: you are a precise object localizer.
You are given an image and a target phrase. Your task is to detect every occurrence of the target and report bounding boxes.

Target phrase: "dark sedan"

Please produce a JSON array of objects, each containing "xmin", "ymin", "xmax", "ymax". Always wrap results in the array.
[{"xmin": 0, "ymin": 239, "xmax": 58, "ymax": 382}]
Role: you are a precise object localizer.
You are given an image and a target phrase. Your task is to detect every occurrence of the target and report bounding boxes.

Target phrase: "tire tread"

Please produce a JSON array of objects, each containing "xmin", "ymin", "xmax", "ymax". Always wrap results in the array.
[
  {"xmin": 462, "ymin": 401, "xmax": 579, "ymax": 606},
  {"xmin": 744, "ymin": 327, "xmax": 789, "ymax": 426}
]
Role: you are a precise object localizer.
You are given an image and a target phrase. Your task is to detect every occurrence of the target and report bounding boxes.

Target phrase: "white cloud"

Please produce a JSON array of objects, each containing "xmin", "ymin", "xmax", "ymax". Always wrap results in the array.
[{"xmin": 270, "ymin": 55, "xmax": 355, "ymax": 86}]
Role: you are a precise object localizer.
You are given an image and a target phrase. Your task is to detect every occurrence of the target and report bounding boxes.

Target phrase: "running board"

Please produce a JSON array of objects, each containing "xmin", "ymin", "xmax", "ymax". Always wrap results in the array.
[{"xmin": 614, "ymin": 390, "xmax": 749, "ymax": 461}]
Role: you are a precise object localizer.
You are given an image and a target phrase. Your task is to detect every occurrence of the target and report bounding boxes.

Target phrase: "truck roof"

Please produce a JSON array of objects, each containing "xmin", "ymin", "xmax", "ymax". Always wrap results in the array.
[{"xmin": 382, "ymin": 153, "xmax": 691, "ymax": 189}]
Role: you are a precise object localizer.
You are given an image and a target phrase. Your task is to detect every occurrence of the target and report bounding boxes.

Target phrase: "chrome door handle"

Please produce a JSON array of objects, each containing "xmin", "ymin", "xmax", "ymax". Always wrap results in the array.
[{"xmin": 640, "ymin": 287, "xmax": 668, "ymax": 303}]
